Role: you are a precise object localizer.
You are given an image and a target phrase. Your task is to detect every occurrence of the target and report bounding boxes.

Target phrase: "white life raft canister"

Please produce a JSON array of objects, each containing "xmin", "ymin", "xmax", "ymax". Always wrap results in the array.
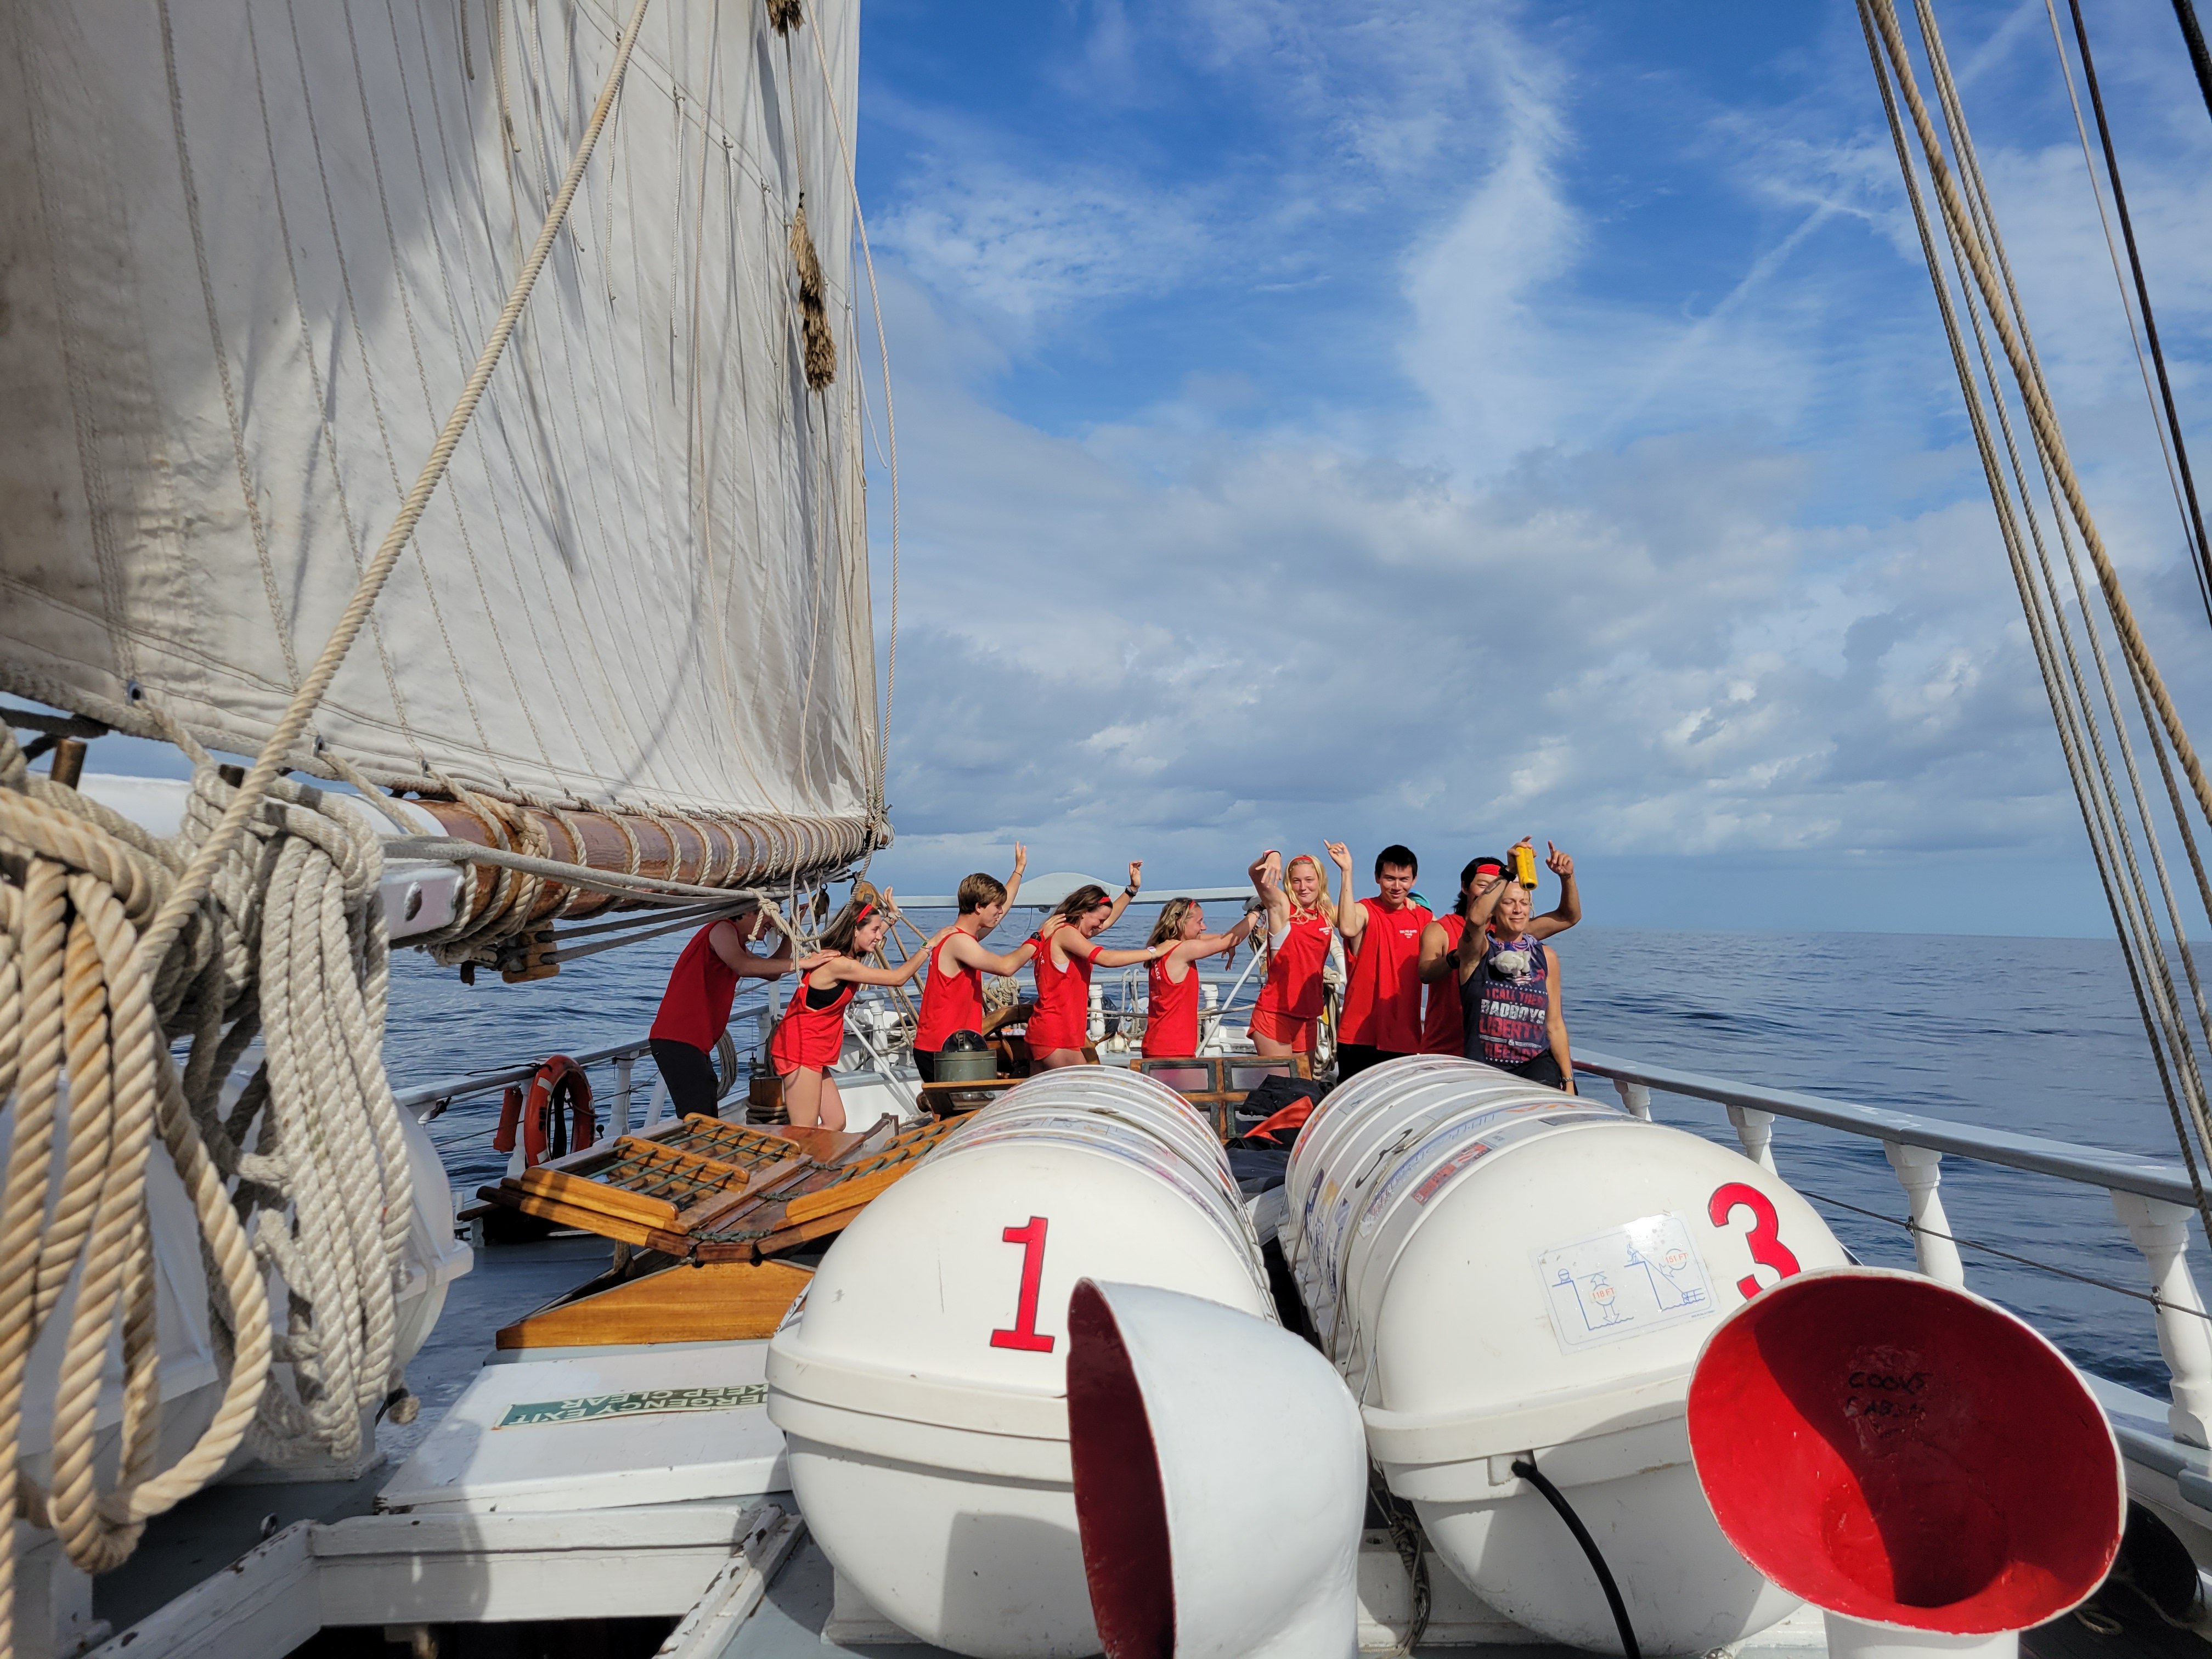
[
  {"xmin": 1285, "ymin": 1057, "xmax": 1851, "ymax": 1656},
  {"xmin": 766, "ymin": 1069, "xmax": 1272, "ymax": 1659}
]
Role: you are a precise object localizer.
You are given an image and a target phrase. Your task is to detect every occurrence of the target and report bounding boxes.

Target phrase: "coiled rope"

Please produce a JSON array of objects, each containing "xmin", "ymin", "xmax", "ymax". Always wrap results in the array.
[{"xmin": 0, "ymin": 1, "xmax": 653, "ymax": 1641}]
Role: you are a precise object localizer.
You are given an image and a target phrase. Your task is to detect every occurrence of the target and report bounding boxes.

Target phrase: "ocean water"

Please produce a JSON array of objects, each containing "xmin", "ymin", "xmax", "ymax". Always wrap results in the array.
[{"xmin": 391, "ymin": 917, "xmax": 2186, "ymax": 1395}]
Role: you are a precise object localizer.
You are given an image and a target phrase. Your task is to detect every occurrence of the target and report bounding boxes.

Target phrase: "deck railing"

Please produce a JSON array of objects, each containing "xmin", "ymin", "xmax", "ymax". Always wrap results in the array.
[
  {"xmin": 1573, "ymin": 1047, "xmax": 2212, "ymax": 1449},
  {"xmin": 395, "ymin": 1038, "xmax": 653, "ymax": 1135}
]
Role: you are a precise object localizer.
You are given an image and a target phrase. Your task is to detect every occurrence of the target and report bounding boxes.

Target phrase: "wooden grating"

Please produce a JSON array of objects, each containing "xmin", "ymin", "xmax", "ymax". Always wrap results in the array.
[{"xmin": 476, "ymin": 1113, "xmax": 954, "ymax": 1259}]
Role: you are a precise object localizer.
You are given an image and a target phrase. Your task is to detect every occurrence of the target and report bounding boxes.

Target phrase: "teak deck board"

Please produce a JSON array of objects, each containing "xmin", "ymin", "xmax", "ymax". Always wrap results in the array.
[{"xmin": 494, "ymin": 1257, "xmax": 814, "ymax": 1348}]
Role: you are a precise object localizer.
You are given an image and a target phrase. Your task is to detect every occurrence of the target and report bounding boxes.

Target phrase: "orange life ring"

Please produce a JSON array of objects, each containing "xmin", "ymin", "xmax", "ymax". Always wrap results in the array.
[{"xmin": 491, "ymin": 1056, "xmax": 596, "ymax": 1168}]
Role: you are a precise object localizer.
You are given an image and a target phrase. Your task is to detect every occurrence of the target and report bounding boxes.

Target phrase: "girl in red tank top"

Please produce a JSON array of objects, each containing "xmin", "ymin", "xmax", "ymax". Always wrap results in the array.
[
  {"xmin": 1245, "ymin": 851, "xmax": 1336, "ymax": 1057},
  {"xmin": 770, "ymin": 890, "xmax": 942, "ymax": 1130},
  {"xmin": 1025, "ymin": 866, "xmax": 1169, "ymax": 1070},
  {"xmin": 1141, "ymin": 898, "xmax": 1258, "ymax": 1058}
]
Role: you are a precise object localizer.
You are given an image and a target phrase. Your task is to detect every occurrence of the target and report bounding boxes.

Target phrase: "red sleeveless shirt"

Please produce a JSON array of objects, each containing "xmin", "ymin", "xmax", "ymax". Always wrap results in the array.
[
  {"xmin": 1142, "ymin": 956, "xmax": 1200, "ymax": 1057},
  {"xmin": 1252, "ymin": 912, "xmax": 1331, "ymax": 1023},
  {"xmin": 1419, "ymin": 914, "xmax": 1469, "ymax": 1056},
  {"xmin": 915, "ymin": 933, "xmax": 983, "ymax": 1051},
  {"xmin": 770, "ymin": 977, "xmax": 855, "ymax": 1074},
  {"xmin": 1339, "ymin": 896, "xmax": 1432, "ymax": 1052},
  {"xmin": 1026, "ymin": 927, "xmax": 1093, "ymax": 1053},
  {"xmin": 650, "ymin": 923, "xmax": 738, "ymax": 1051}
]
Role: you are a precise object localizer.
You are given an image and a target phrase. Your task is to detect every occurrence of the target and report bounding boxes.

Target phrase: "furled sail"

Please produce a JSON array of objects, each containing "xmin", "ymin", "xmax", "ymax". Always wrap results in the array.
[{"xmin": 0, "ymin": 0, "xmax": 881, "ymax": 864}]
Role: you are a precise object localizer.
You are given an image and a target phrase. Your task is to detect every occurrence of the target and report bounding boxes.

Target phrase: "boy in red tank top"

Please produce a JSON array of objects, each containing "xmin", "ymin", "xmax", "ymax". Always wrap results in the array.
[
  {"xmin": 913, "ymin": 847, "xmax": 1034, "ymax": 1082},
  {"xmin": 1327, "ymin": 842, "xmax": 1432, "ymax": 1080}
]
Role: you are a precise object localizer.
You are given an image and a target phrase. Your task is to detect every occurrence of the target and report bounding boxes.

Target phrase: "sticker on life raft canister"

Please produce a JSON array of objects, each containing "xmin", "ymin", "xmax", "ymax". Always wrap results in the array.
[{"xmin": 1534, "ymin": 1214, "xmax": 1716, "ymax": 1352}]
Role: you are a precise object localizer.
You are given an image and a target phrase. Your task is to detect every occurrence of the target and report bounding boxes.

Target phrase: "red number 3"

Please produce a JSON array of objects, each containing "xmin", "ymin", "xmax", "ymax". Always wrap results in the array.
[
  {"xmin": 990, "ymin": 1216, "xmax": 1056, "ymax": 1352},
  {"xmin": 1708, "ymin": 1182, "xmax": 1801, "ymax": 1299}
]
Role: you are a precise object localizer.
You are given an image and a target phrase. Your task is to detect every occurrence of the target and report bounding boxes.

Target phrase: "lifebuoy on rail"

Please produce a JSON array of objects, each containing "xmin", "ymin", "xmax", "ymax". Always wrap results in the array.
[{"xmin": 490, "ymin": 1056, "xmax": 596, "ymax": 1167}]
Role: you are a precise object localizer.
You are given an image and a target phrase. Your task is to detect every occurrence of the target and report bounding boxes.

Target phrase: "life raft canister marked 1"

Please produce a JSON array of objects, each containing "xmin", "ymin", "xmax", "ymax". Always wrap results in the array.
[
  {"xmin": 766, "ymin": 1067, "xmax": 1272, "ymax": 1659},
  {"xmin": 1284, "ymin": 1054, "xmax": 1852, "ymax": 1657}
]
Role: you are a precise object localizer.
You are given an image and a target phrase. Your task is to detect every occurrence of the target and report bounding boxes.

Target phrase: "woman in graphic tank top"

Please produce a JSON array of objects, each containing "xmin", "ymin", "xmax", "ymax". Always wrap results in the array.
[
  {"xmin": 1026, "ymin": 872, "xmax": 1171, "ymax": 1069},
  {"xmin": 1141, "ymin": 898, "xmax": 1259, "ymax": 1059},
  {"xmin": 769, "ymin": 891, "xmax": 943, "ymax": 1129},
  {"xmin": 1246, "ymin": 851, "xmax": 1335, "ymax": 1057},
  {"xmin": 1459, "ymin": 881, "xmax": 1575, "ymax": 1091}
]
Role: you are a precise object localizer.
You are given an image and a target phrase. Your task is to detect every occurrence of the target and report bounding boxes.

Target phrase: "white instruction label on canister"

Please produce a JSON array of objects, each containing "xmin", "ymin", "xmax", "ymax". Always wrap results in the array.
[{"xmin": 1535, "ymin": 1213, "xmax": 1716, "ymax": 1352}]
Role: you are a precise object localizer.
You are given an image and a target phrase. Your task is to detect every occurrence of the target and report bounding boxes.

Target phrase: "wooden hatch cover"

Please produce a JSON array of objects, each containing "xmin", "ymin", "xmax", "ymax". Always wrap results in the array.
[{"xmin": 475, "ymin": 1111, "xmax": 957, "ymax": 1259}]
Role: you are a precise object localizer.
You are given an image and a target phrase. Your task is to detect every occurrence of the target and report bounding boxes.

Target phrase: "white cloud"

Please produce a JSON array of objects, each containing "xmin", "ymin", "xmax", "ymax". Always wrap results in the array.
[{"xmin": 851, "ymin": 0, "xmax": 2212, "ymax": 922}]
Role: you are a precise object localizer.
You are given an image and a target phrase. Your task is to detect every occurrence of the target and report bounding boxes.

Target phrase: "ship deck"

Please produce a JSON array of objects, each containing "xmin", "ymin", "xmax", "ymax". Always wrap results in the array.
[{"xmin": 87, "ymin": 1229, "xmax": 2209, "ymax": 1659}]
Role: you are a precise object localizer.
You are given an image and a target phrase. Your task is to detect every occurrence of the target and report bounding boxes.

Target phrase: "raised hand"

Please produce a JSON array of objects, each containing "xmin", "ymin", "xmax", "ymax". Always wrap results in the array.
[
  {"xmin": 1546, "ymin": 842, "xmax": 1573, "ymax": 880},
  {"xmin": 1325, "ymin": 841, "xmax": 1353, "ymax": 873},
  {"xmin": 1126, "ymin": 860, "xmax": 1143, "ymax": 891},
  {"xmin": 1012, "ymin": 843, "xmax": 1028, "ymax": 876}
]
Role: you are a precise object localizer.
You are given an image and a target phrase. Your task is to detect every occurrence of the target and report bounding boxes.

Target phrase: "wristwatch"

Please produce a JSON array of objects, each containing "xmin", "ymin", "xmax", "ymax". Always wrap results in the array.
[{"xmin": 1123, "ymin": 884, "xmax": 1139, "ymax": 898}]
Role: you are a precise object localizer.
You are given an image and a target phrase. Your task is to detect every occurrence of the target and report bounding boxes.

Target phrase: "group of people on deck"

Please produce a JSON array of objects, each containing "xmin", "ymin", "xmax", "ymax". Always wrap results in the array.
[{"xmin": 645, "ymin": 836, "xmax": 1581, "ymax": 1133}]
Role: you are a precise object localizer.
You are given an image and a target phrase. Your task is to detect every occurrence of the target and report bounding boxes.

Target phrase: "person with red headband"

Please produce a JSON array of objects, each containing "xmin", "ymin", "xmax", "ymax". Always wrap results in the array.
[
  {"xmin": 649, "ymin": 911, "xmax": 831, "ymax": 1120},
  {"xmin": 1418, "ymin": 839, "xmax": 1579, "ymax": 1056},
  {"xmin": 771, "ymin": 891, "xmax": 943, "ymax": 1130},
  {"xmin": 912, "ymin": 847, "xmax": 1033, "ymax": 1082},
  {"xmin": 1327, "ymin": 841, "xmax": 1432, "ymax": 1079},
  {"xmin": 1027, "ymin": 863, "xmax": 1172, "ymax": 1070},
  {"xmin": 1245, "ymin": 849, "xmax": 1336, "ymax": 1058}
]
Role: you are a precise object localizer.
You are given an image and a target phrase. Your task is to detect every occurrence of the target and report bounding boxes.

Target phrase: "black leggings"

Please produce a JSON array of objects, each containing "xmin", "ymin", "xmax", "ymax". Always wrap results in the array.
[
  {"xmin": 913, "ymin": 1048, "xmax": 940, "ymax": 1084},
  {"xmin": 1497, "ymin": 1050, "xmax": 1568, "ymax": 1090},
  {"xmin": 651, "ymin": 1037, "xmax": 723, "ymax": 1119}
]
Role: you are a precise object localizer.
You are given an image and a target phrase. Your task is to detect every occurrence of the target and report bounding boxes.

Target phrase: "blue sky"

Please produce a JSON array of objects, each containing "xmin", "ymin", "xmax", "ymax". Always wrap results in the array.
[
  {"xmin": 844, "ymin": 0, "xmax": 2212, "ymax": 933},
  {"xmin": 61, "ymin": 0, "xmax": 2212, "ymax": 935}
]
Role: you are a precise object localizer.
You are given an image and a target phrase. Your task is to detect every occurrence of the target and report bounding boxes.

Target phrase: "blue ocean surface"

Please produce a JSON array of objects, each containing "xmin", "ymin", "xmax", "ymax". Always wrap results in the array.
[{"xmin": 390, "ymin": 917, "xmax": 2188, "ymax": 1396}]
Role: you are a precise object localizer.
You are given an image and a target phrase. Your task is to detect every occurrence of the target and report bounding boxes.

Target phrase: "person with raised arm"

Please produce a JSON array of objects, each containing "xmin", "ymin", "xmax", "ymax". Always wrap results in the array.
[
  {"xmin": 770, "ymin": 890, "xmax": 945, "ymax": 1130},
  {"xmin": 650, "ymin": 910, "xmax": 831, "ymax": 1119},
  {"xmin": 1141, "ymin": 898, "xmax": 1260, "ymax": 1059},
  {"xmin": 1455, "ymin": 875, "xmax": 1576, "ymax": 1091},
  {"xmin": 1245, "ymin": 850, "xmax": 1336, "ymax": 1059},
  {"xmin": 1418, "ymin": 839, "xmax": 1579, "ymax": 1056},
  {"xmin": 1327, "ymin": 841, "xmax": 1432, "ymax": 1080},
  {"xmin": 1026, "ymin": 863, "xmax": 1171, "ymax": 1070},
  {"xmin": 912, "ymin": 845, "xmax": 1034, "ymax": 1083}
]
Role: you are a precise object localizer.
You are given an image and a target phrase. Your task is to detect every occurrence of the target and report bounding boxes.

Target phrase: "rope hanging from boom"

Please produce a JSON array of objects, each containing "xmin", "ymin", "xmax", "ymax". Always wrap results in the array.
[{"xmin": 1859, "ymin": 0, "xmax": 2212, "ymax": 1252}]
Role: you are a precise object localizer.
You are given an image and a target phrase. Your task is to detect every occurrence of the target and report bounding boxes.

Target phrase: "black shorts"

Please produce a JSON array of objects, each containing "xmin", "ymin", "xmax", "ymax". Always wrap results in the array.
[
  {"xmin": 650, "ymin": 1037, "xmax": 723, "ymax": 1119},
  {"xmin": 1335, "ymin": 1043, "xmax": 1415, "ymax": 1082},
  {"xmin": 1496, "ymin": 1051, "xmax": 1568, "ymax": 1090},
  {"xmin": 913, "ymin": 1048, "xmax": 939, "ymax": 1084}
]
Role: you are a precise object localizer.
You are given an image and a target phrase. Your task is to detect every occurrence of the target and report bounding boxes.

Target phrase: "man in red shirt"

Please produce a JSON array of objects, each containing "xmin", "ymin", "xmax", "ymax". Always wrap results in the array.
[{"xmin": 1325, "ymin": 842, "xmax": 1432, "ymax": 1080}]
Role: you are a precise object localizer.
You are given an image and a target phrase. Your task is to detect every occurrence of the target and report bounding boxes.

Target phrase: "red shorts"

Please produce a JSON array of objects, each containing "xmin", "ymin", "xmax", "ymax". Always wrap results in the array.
[
  {"xmin": 1246, "ymin": 1004, "xmax": 1316, "ymax": 1052},
  {"xmin": 1023, "ymin": 1014, "xmax": 1088, "ymax": 1054}
]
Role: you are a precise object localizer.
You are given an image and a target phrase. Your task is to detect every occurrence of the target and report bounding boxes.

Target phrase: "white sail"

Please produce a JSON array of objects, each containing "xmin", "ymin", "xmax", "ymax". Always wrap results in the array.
[{"xmin": 0, "ymin": 0, "xmax": 878, "ymax": 852}]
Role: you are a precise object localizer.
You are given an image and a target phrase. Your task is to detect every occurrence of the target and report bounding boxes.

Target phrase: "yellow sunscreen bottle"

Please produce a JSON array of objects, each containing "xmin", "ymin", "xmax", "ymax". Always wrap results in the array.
[{"xmin": 1510, "ymin": 844, "xmax": 1538, "ymax": 888}]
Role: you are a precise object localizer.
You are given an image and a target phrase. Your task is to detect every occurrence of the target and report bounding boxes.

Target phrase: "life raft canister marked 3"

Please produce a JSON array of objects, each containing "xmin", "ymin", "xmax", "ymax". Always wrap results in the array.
[{"xmin": 1284, "ymin": 1054, "xmax": 1852, "ymax": 1657}]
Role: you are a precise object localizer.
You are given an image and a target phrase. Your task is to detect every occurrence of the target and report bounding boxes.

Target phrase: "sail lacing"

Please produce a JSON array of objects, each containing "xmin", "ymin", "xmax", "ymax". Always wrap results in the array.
[{"xmin": 1861, "ymin": 0, "xmax": 2212, "ymax": 1251}]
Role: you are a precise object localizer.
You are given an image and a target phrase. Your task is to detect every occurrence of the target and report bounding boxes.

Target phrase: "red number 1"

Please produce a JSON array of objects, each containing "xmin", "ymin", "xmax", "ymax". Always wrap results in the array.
[
  {"xmin": 1708, "ymin": 1182, "xmax": 1801, "ymax": 1299},
  {"xmin": 990, "ymin": 1216, "xmax": 1056, "ymax": 1352}
]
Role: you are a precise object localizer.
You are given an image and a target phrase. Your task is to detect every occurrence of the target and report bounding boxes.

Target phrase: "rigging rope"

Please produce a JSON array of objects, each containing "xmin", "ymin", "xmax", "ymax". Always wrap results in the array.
[
  {"xmin": 2175, "ymin": 0, "xmax": 2212, "ymax": 126},
  {"xmin": 2059, "ymin": 0, "xmax": 2212, "ymax": 628},
  {"xmin": 1859, "ymin": 0, "xmax": 2212, "ymax": 1253}
]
